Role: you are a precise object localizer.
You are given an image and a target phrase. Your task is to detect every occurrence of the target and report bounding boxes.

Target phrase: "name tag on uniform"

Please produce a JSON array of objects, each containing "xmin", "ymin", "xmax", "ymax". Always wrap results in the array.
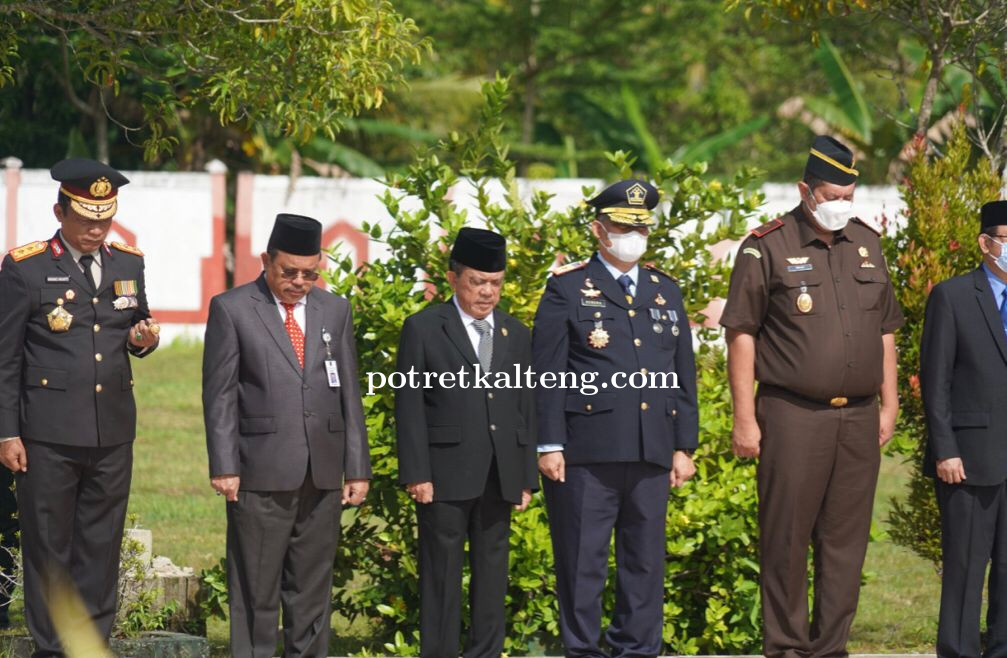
[
  {"xmin": 325, "ymin": 360, "xmax": 340, "ymax": 387},
  {"xmin": 786, "ymin": 264, "xmax": 814, "ymax": 272}
]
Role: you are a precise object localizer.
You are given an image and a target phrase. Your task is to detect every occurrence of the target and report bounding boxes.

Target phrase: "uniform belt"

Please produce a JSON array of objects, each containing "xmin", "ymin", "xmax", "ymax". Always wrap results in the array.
[{"xmin": 761, "ymin": 385, "xmax": 874, "ymax": 408}]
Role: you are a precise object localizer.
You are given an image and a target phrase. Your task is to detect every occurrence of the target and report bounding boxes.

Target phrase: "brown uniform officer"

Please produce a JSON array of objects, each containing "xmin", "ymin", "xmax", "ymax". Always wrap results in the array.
[{"xmin": 720, "ymin": 136, "xmax": 903, "ymax": 658}]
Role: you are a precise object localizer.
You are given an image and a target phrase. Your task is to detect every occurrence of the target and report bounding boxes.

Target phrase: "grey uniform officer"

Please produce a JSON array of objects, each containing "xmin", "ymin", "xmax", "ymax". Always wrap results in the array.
[{"xmin": 0, "ymin": 158, "xmax": 159, "ymax": 657}]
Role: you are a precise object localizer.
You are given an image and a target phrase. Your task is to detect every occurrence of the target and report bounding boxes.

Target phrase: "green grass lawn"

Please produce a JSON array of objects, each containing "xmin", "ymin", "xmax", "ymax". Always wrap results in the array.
[{"xmin": 126, "ymin": 342, "xmax": 942, "ymax": 654}]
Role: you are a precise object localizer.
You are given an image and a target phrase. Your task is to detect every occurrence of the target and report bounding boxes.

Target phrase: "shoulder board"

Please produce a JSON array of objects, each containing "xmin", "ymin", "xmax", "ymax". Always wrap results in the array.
[
  {"xmin": 644, "ymin": 264, "xmax": 675, "ymax": 281},
  {"xmin": 750, "ymin": 217, "xmax": 785, "ymax": 238},
  {"xmin": 551, "ymin": 260, "xmax": 588, "ymax": 276},
  {"xmin": 852, "ymin": 217, "xmax": 882, "ymax": 236},
  {"xmin": 8, "ymin": 241, "xmax": 47, "ymax": 262},
  {"xmin": 110, "ymin": 241, "xmax": 144, "ymax": 257}
]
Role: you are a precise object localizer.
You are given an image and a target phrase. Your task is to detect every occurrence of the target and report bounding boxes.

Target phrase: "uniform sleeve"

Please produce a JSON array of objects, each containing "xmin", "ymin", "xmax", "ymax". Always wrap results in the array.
[
  {"xmin": 919, "ymin": 284, "xmax": 958, "ymax": 460},
  {"xmin": 672, "ymin": 284, "xmax": 699, "ymax": 452},
  {"xmin": 394, "ymin": 315, "xmax": 431, "ymax": 484},
  {"xmin": 337, "ymin": 303, "xmax": 371, "ymax": 480},
  {"xmin": 719, "ymin": 237, "xmax": 769, "ymax": 335},
  {"xmin": 128, "ymin": 257, "xmax": 156, "ymax": 358},
  {"xmin": 531, "ymin": 275, "xmax": 571, "ymax": 446},
  {"xmin": 0, "ymin": 258, "xmax": 28, "ymax": 436},
  {"xmin": 202, "ymin": 296, "xmax": 241, "ymax": 477},
  {"xmin": 879, "ymin": 253, "xmax": 905, "ymax": 334}
]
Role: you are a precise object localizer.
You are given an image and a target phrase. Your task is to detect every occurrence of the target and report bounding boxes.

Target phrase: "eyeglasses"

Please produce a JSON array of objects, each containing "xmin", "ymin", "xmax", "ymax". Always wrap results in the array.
[{"xmin": 279, "ymin": 268, "xmax": 321, "ymax": 281}]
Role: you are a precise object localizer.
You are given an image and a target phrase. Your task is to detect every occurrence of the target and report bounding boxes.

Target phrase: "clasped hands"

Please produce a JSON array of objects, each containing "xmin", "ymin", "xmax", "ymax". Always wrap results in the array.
[
  {"xmin": 211, "ymin": 475, "xmax": 370, "ymax": 505},
  {"xmin": 405, "ymin": 481, "xmax": 533, "ymax": 511},
  {"xmin": 537, "ymin": 450, "xmax": 697, "ymax": 488}
]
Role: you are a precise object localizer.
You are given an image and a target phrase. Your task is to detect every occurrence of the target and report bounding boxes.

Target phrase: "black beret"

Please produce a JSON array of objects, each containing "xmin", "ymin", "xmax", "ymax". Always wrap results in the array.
[
  {"xmin": 267, "ymin": 213, "xmax": 322, "ymax": 256},
  {"xmin": 981, "ymin": 200, "xmax": 1007, "ymax": 230},
  {"xmin": 586, "ymin": 179, "xmax": 659, "ymax": 226},
  {"xmin": 51, "ymin": 158, "xmax": 129, "ymax": 221},
  {"xmin": 804, "ymin": 135, "xmax": 859, "ymax": 186},
  {"xmin": 450, "ymin": 227, "xmax": 506, "ymax": 272}
]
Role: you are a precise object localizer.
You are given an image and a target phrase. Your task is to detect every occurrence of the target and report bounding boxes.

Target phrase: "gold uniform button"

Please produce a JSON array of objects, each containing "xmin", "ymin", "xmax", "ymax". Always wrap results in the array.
[
  {"xmin": 130, "ymin": 379, "xmax": 134, "ymax": 386},
  {"xmin": 92, "ymin": 297, "xmax": 99, "ymax": 305},
  {"xmin": 593, "ymin": 311, "xmax": 601, "ymax": 319},
  {"xmin": 641, "ymin": 402, "xmax": 649, "ymax": 411},
  {"xmin": 628, "ymin": 310, "xmax": 636, "ymax": 317},
  {"xmin": 41, "ymin": 379, "xmax": 48, "ymax": 387},
  {"xmin": 95, "ymin": 384, "xmax": 102, "ymax": 393},
  {"xmin": 641, "ymin": 368, "xmax": 648, "ymax": 375},
  {"xmin": 633, "ymin": 338, "xmax": 642, "ymax": 347},
  {"xmin": 93, "ymin": 324, "xmax": 101, "ymax": 333},
  {"xmin": 490, "ymin": 424, "xmax": 497, "ymax": 431},
  {"xmin": 672, "ymin": 409, "xmax": 678, "ymax": 417},
  {"xmin": 585, "ymin": 404, "xmax": 593, "ymax": 411},
  {"xmin": 95, "ymin": 353, "xmax": 102, "ymax": 362}
]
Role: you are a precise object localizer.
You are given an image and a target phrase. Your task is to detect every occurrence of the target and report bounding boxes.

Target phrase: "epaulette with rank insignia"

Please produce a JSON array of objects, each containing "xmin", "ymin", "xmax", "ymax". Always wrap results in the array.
[
  {"xmin": 852, "ymin": 217, "xmax": 882, "ymax": 236},
  {"xmin": 644, "ymin": 264, "xmax": 675, "ymax": 281},
  {"xmin": 110, "ymin": 241, "xmax": 144, "ymax": 257},
  {"xmin": 750, "ymin": 217, "xmax": 784, "ymax": 238},
  {"xmin": 9, "ymin": 241, "xmax": 47, "ymax": 262},
  {"xmin": 551, "ymin": 260, "xmax": 588, "ymax": 276}
]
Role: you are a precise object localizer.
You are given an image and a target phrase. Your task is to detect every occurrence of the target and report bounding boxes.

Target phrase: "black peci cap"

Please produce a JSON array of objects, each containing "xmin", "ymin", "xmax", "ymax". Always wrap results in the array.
[
  {"xmin": 450, "ymin": 227, "xmax": 506, "ymax": 272},
  {"xmin": 267, "ymin": 213, "xmax": 323, "ymax": 256},
  {"xmin": 981, "ymin": 200, "xmax": 1007, "ymax": 230},
  {"xmin": 804, "ymin": 136, "xmax": 859, "ymax": 186}
]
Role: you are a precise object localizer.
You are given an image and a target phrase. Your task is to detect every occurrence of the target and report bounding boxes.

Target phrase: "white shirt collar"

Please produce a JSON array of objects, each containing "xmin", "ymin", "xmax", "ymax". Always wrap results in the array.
[
  {"xmin": 597, "ymin": 251, "xmax": 638, "ymax": 286},
  {"xmin": 59, "ymin": 231, "xmax": 102, "ymax": 265},
  {"xmin": 271, "ymin": 292, "xmax": 307, "ymax": 309},
  {"xmin": 452, "ymin": 295, "xmax": 494, "ymax": 328}
]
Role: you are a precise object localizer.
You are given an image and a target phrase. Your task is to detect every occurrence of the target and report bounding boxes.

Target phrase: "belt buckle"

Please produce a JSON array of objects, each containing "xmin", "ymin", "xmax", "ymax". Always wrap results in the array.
[{"xmin": 830, "ymin": 396, "xmax": 848, "ymax": 408}]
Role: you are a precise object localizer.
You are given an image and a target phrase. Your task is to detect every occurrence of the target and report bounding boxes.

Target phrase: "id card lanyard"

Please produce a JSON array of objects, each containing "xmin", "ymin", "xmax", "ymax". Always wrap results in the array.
[{"xmin": 322, "ymin": 327, "xmax": 340, "ymax": 387}]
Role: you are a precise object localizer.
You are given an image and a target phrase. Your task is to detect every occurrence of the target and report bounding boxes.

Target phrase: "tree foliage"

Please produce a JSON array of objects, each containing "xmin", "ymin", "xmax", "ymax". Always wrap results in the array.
[
  {"xmin": 324, "ymin": 78, "xmax": 767, "ymax": 654},
  {"xmin": 0, "ymin": 0, "xmax": 428, "ymax": 159}
]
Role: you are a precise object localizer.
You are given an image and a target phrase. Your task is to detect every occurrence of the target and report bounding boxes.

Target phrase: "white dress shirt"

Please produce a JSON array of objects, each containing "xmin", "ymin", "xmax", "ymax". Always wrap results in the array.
[
  {"xmin": 452, "ymin": 295, "xmax": 494, "ymax": 359},
  {"xmin": 60, "ymin": 231, "xmax": 103, "ymax": 288},
  {"xmin": 272, "ymin": 294, "xmax": 307, "ymax": 334}
]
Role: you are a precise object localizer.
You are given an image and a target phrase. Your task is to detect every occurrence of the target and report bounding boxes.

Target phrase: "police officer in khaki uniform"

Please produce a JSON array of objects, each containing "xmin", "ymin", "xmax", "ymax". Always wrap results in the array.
[
  {"xmin": 0, "ymin": 159, "xmax": 159, "ymax": 657},
  {"xmin": 720, "ymin": 136, "xmax": 903, "ymax": 658}
]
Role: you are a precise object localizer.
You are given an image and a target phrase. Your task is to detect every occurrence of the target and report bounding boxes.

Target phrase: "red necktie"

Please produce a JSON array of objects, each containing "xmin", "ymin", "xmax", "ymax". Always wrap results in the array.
[{"xmin": 282, "ymin": 302, "xmax": 304, "ymax": 368}]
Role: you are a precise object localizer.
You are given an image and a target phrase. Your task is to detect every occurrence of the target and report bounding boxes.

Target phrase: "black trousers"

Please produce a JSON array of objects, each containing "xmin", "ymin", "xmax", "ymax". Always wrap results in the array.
[
  {"xmin": 226, "ymin": 474, "xmax": 342, "ymax": 658},
  {"xmin": 15, "ymin": 440, "xmax": 132, "ymax": 658},
  {"xmin": 936, "ymin": 480, "xmax": 1007, "ymax": 658},
  {"xmin": 542, "ymin": 461, "xmax": 670, "ymax": 658},
  {"xmin": 417, "ymin": 465, "xmax": 512, "ymax": 658}
]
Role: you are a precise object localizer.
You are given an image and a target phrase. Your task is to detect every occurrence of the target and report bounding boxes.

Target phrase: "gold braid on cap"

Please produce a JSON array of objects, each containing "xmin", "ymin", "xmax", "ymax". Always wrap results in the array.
[{"xmin": 809, "ymin": 148, "xmax": 859, "ymax": 176}]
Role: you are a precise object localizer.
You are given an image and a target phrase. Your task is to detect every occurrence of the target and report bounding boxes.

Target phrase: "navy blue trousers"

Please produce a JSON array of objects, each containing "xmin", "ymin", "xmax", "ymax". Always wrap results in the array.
[{"xmin": 543, "ymin": 462, "xmax": 669, "ymax": 658}]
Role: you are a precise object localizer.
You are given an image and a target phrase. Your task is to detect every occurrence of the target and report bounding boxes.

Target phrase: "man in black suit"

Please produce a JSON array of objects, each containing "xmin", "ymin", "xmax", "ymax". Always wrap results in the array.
[
  {"xmin": 0, "ymin": 159, "xmax": 159, "ymax": 657},
  {"xmin": 395, "ymin": 227, "xmax": 537, "ymax": 658},
  {"xmin": 203, "ymin": 214, "xmax": 370, "ymax": 657},
  {"xmin": 533, "ymin": 180, "xmax": 698, "ymax": 658},
  {"xmin": 921, "ymin": 199, "xmax": 1007, "ymax": 658}
]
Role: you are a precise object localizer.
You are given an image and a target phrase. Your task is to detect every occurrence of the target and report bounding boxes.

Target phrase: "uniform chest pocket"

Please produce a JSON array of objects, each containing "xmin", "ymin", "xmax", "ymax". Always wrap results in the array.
[
  {"xmin": 577, "ymin": 305, "xmax": 615, "ymax": 323},
  {"xmin": 852, "ymin": 270, "xmax": 886, "ymax": 311},
  {"xmin": 778, "ymin": 274, "xmax": 824, "ymax": 317}
]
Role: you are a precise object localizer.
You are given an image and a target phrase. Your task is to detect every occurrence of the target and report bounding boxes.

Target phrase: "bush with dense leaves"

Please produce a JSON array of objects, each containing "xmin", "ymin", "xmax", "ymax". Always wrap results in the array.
[{"xmin": 325, "ymin": 77, "xmax": 765, "ymax": 655}]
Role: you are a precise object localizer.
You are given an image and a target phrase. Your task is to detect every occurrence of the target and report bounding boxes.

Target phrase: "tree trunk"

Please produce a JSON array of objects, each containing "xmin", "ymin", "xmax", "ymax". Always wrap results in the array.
[{"xmin": 916, "ymin": 48, "xmax": 945, "ymax": 137}]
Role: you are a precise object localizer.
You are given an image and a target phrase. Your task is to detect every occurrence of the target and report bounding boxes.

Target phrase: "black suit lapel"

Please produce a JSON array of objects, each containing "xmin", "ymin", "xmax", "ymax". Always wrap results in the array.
[
  {"xmin": 441, "ymin": 301, "xmax": 480, "ymax": 365},
  {"xmin": 588, "ymin": 255, "xmax": 631, "ymax": 310},
  {"xmin": 252, "ymin": 275, "xmax": 304, "ymax": 376},
  {"xmin": 973, "ymin": 268, "xmax": 1007, "ymax": 364}
]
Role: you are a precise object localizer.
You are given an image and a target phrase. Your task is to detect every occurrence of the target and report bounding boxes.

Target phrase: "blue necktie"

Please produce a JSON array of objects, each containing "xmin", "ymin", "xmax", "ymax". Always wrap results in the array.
[
  {"xmin": 617, "ymin": 274, "xmax": 634, "ymax": 298},
  {"xmin": 1000, "ymin": 288, "xmax": 1007, "ymax": 335}
]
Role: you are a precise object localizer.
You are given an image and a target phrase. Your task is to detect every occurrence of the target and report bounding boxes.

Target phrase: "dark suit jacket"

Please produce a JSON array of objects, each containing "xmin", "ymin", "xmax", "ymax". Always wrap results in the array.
[
  {"xmin": 394, "ymin": 301, "xmax": 537, "ymax": 504},
  {"xmin": 921, "ymin": 267, "xmax": 1007, "ymax": 486},
  {"xmin": 0, "ymin": 232, "xmax": 154, "ymax": 446},
  {"xmin": 531, "ymin": 254, "xmax": 699, "ymax": 468},
  {"xmin": 202, "ymin": 274, "xmax": 370, "ymax": 491}
]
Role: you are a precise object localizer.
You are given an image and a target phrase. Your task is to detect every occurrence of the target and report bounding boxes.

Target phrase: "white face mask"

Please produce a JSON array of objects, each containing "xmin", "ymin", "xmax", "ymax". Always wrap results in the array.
[
  {"xmin": 601, "ymin": 225, "xmax": 648, "ymax": 262},
  {"xmin": 806, "ymin": 194, "xmax": 855, "ymax": 231},
  {"xmin": 988, "ymin": 237, "xmax": 1007, "ymax": 274}
]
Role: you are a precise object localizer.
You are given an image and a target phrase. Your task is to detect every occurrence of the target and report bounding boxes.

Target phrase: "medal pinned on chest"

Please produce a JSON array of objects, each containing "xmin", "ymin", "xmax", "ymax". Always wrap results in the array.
[
  {"xmin": 580, "ymin": 277, "xmax": 602, "ymax": 298},
  {"xmin": 796, "ymin": 281, "xmax": 813, "ymax": 314},
  {"xmin": 113, "ymin": 280, "xmax": 139, "ymax": 310},
  {"xmin": 47, "ymin": 298, "xmax": 73, "ymax": 332},
  {"xmin": 588, "ymin": 321, "xmax": 610, "ymax": 349}
]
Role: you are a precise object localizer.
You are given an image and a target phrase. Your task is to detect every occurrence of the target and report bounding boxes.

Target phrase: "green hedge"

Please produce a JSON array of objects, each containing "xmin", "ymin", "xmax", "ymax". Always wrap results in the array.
[{"xmin": 325, "ymin": 78, "xmax": 764, "ymax": 655}]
